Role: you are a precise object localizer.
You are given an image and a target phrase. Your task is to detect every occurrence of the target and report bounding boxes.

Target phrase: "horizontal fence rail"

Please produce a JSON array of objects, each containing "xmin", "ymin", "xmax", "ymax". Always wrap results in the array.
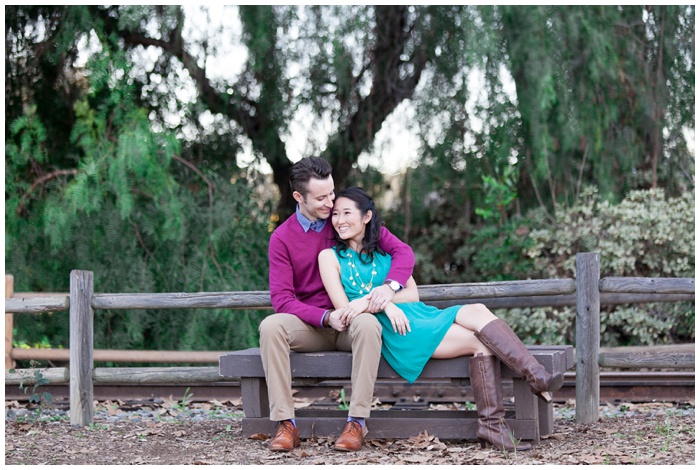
[
  {"xmin": 418, "ymin": 279, "xmax": 576, "ymax": 300},
  {"xmin": 6, "ymin": 367, "xmax": 70, "ymax": 385},
  {"xmin": 598, "ymin": 351, "xmax": 695, "ymax": 369},
  {"xmin": 92, "ymin": 366, "xmax": 222, "ymax": 384},
  {"xmin": 599, "ymin": 277, "xmax": 695, "ymax": 294},
  {"xmin": 428, "ymin": 292, "xmax": 695, "ymax": 310},
  {"xmin": 9, "ymin": 289, "xmax": 693, "ymax": 316},
  {"xmin": 5, "ymin": 366, "xmax": 222, "ymax": 385},
  {"xmin": 9, "ymin": 348, "xmax": 229, "ymax": 364},
  {"xmin": 91, "ymin": 291, "xmax": 274, "ymax": 311},
  {"xmin": 5, "ymin": 296, "xmax": 70, "ymax": 314}
]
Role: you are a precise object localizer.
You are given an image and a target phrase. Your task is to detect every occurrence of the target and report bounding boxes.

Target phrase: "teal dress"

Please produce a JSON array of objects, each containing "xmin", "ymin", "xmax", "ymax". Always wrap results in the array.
[{"xmin": 333, "ymin": 247, "xmax": 460, "ymax": 383}]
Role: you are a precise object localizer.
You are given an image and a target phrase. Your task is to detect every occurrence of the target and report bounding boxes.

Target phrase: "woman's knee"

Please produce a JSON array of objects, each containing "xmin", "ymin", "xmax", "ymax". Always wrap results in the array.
[
  {"xmin": 457, "ymin": 303, "xmax": 497, "ymax": 329},
  {"xmin": 473, "ymin": 303, "xmax": 497, "ymax": 319}
]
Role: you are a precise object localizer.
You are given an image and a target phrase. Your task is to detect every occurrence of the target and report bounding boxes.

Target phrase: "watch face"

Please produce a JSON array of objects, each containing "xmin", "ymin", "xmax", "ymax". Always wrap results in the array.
[{"xmin": 390, "ymin": 281, "xmax": 400, "ymax": 292}]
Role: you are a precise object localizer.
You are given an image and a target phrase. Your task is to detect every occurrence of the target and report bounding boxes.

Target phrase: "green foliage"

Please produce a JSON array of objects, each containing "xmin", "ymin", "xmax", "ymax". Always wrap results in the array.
[
  {"xmin": 6, "ymin": 35, "xmax": 273, "ymax": 360},
  {"xmin": 474, "ymin": 165, "xmax": 519, "ymax": 224},
  {"xmin": 9, "ymin": 171, "xmax": 272, "ymax": 359},
  {"xmin": 601, "ymin": 302, "xmax": 693, "ymax": 347},
  {"xmin": 9, "ymin": 366, "xmax": 54, "ymax": 421},
  {"xmin": 497, "ymin": 307, "xmax": 576, "ymax": 346},
  {"xmin": 526, "ymin": 187, "xmax": 694, "ymax": 278},
  {"xmin": 498, "ymin": 301, "xmax": 694, "ymax": 348},
  {"xmin": 338, "ymin": 388, "xmax": 350, "ymax": 411},
  {"xmin": 455, "ymin": 220, "xmax": 536, "ymax": 283},
  {"xmin": 497, "ymin": 5, "xmax": 695, "ymax": 210}
]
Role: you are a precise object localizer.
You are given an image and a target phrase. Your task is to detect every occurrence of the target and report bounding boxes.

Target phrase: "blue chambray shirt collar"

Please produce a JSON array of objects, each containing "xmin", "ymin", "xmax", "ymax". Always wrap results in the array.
[{"xmin": 295, "ymin": 204, "xmax": 327, "ymax": 233}]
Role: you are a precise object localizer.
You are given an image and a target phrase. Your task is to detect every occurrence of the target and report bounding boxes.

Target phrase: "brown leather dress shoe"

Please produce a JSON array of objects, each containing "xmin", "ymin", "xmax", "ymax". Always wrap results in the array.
[
  {"xmin": 333, "ymin": 420, "xmax": 366, "ymax": 452},
  {"xmin": 269, "ymin": 420, "xmax": 300, "ymax": 452}
]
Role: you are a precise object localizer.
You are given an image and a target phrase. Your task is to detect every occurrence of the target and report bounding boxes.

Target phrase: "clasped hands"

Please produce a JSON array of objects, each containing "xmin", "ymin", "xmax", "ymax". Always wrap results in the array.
[{"xmin": 327, "ymin": 284, "xmax": 411, "ymax": 335}]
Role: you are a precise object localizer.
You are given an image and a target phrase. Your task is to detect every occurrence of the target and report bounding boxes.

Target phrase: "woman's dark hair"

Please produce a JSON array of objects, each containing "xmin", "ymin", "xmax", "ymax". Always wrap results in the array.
[
  {"xmin": 289, "ymin": 157, "xmax": 333, "ymax": 196},
  {"xmin": 333, "ymin": 186, "xmax": 386, "ymax": 262}
]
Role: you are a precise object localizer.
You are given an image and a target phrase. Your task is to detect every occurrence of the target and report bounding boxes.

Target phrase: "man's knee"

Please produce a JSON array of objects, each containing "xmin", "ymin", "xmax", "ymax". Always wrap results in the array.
[
  {"xmin": 350, "ymin": 314, "xmax": 382, "ymax": 338},
  {"xmin": 259, "ymin": 314, "xmax": 288, "ymax": 340}
]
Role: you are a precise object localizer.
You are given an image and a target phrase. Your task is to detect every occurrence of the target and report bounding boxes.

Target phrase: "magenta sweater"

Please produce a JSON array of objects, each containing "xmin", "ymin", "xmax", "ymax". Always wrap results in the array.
[{"xmin": 268, "ymin": 215, "xmax": 415, "ymax": 326}]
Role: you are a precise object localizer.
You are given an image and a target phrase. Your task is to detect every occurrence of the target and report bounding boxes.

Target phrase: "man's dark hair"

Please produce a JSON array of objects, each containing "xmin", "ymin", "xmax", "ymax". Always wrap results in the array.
[{"xmin": 289, "ymin": 157, "xmax": 333, "ymax": 196}]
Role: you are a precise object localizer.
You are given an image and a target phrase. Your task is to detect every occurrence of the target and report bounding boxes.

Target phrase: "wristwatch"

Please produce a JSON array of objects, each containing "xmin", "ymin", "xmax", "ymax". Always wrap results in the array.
[{"xmin": 386, "ymin": 280, "xmax": 402, "ymax": 293}]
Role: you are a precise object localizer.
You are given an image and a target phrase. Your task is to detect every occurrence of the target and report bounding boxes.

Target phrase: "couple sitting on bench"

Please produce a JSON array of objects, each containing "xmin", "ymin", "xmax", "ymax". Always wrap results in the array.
[{"xmin": 260, "ymin": 157, "xmax": 564, "ymax": 453}]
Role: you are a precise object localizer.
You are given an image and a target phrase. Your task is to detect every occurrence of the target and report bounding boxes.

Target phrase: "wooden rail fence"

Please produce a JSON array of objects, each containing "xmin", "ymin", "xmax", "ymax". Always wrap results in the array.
[{"xmin": 4, "ymin": 253, "xmax": 695, "ymax": 427}]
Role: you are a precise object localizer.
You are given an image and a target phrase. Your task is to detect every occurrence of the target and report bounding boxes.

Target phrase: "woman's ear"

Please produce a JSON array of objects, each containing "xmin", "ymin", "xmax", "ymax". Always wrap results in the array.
[{"xmin": 363, "ymin": 210, "xmax": 373, "ymax": 225}]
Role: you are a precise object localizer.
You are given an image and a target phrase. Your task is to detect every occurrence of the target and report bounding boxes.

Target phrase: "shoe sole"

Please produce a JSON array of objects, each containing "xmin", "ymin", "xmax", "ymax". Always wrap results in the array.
[
  {"xmin": 270, "ymin": 444, "xmax": 300, "ymax": 452},
  {"xmin": 333, "ymin": 446, "xmax": 361, "ymax": 452}
]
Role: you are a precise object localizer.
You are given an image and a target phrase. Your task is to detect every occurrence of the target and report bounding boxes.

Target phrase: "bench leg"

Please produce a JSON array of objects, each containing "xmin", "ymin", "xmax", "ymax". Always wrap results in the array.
[
  {"xmin": 240, "ymin": 377, "xmax": 270, "ymax": 419},
  {"xmin": 512, "ymin": 377, "xmax": 540, "ymax": 445},
  {"xmin": 538, "ymin": 400, "xmax": 554, "ymax": 436}
]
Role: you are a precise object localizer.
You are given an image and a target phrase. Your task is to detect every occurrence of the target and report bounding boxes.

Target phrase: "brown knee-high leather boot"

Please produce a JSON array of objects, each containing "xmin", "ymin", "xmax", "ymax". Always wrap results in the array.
[
  {"xmin": 469, "ymin": 354, "xmax": 531, "ymax": 451},
  {"xmin": 475, "ymin": 319, "xmax": 564, "ymax": 403}
]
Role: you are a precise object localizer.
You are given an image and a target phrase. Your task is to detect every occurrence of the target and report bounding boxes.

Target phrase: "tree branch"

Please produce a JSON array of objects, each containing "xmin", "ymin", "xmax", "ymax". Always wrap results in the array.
[
  {"xmin": 16, "ymin": 169, "xmax": 79, "ymax": 216},
  {"xmin": 323, "ymin": 5, "xmax": 433, "ymax": 180},
  {"xmin": 90, "ymin": 5, "xmax": 293, "ymax": 215}
]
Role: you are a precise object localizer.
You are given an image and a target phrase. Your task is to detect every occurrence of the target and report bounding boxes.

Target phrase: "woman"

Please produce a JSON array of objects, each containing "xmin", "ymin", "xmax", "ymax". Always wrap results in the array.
[{"xmin": 318, "ymin": 187, "xmax": 564, "ymax": 452}]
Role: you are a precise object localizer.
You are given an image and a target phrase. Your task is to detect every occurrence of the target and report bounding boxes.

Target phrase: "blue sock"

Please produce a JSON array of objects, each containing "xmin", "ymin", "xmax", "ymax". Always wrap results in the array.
[
  {"xmin": 348, "ymin": 416, "xmax": 365, "ymax": 428},
  {"xmin": 281, "ymin": 418, "xmax": 296, "ymax": 428}
]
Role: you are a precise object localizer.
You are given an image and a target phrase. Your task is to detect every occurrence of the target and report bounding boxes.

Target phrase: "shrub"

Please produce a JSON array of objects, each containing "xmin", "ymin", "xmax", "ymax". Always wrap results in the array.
[
  {"xmin": 509, "ymin": 187, "xmax": 695, "ymax": 346},
  {"xmin": 526, "ymin": 187, "xmax": 694, "ymax": 278}
]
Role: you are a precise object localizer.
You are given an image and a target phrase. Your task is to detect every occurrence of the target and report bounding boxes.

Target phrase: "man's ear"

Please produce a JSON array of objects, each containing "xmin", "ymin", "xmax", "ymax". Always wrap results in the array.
[{"xmin": 292, "ymin": 191, "xmax": 305, "ymax": 204}]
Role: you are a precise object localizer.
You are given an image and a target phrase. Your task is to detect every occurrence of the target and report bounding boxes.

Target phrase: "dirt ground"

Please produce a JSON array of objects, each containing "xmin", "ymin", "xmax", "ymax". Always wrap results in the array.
[{"xmin": 4, "ymin": 399, "xmax": 695, "ymax": 465}]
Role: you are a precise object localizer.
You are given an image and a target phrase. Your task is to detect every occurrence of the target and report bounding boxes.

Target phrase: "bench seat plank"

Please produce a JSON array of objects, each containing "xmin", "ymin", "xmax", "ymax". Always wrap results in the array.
[{"xmin": 219, "ymin": 346, "xmax": 574, "ymax": 379}]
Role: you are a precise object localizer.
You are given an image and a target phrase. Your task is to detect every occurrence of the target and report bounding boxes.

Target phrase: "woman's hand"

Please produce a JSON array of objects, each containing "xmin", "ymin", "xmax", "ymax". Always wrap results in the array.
[
  {"xmin": 384, "ymin": 303, "xmax": 411, "ymax": 336},
  {"xmin": 338, "ymin": 297, "xmax": 369, "ymax": 326}
]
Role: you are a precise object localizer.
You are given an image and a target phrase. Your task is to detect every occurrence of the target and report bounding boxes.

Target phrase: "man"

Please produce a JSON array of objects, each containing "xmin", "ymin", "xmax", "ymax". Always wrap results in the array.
[{"xmin": 259, "ymin": 157, "xmax": 416, "ymax": 452}]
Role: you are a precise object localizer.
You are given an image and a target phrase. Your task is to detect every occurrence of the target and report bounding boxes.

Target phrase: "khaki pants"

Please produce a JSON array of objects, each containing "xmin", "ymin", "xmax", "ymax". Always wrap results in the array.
[{"xmin": 259, "ymin": 313, "xmax": 382, "ymax": 421}]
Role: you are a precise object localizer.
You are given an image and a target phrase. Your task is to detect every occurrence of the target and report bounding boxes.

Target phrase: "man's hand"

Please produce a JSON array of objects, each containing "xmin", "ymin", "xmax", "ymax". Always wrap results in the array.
[
  {"xmin": 327, "ymin": 309, "xmax": 348, "ymax": 332},
  {"xmin": 366, "ymin": 283, "xmax": 395, "ymax": 313}
]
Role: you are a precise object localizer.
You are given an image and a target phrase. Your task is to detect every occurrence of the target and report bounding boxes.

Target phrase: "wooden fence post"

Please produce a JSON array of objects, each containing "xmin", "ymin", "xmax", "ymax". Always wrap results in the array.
[
  {"xmin": 575, "ymin": 253, "xmax": 600, "ymax": 424},
  {"xmin": 70, "ymin": 270, "xmax": 94, "ymax": 426},
  {"xmin": 6, "ymin": 274, "xmax": 15, "ymax": 370}
]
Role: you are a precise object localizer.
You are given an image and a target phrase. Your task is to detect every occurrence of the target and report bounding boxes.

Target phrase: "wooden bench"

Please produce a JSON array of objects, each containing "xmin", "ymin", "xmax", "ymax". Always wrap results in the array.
[{"xmin": 219, "ymin": 345, "xmax": 574, "ymax": 445}]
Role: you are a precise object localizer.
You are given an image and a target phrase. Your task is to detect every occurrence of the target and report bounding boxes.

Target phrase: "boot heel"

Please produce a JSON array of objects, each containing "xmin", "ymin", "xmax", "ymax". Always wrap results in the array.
[
  {"xmin": 532, "ymin": 372, "xmax": 565, "ymax": 402},
  {"xmin": 478, "ymin": 438, "xmax": 489, "ymax": 449},
  {"xmin": 535, "ymin": 390, "xmax": 553, "ymax": 403}
]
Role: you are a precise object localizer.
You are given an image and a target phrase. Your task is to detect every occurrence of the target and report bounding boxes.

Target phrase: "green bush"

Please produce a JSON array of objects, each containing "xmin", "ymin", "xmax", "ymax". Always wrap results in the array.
[
  {"xmin": 497, "ymin": 301, "xmax": 694, "ymax": 347},
  {"xmin": 507, "ymin": 187, "xmax": 695, "ymax": 347},
  {"xmin": 496, "ymin": 307, "xmax": 576, "ymax": 346},
  {"xmin": 526, "ymin": 187, "xmax": 694, "ymax": 278}
]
